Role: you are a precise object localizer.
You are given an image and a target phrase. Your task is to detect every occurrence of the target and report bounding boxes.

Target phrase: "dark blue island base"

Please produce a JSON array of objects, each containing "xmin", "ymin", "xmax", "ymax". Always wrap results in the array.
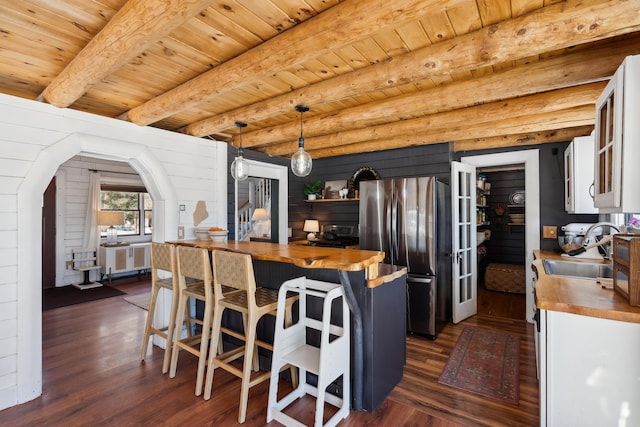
[{"xmin": 251, "ymin": 260, "xmax": 407, "ymax": 413}]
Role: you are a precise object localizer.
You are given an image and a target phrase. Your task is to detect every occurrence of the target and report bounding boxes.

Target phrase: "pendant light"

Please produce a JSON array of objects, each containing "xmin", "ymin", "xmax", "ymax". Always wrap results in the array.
[
  {"xmin": 291, "ymin": 104, "xmax": 312, "ymax": 177},
  {"xmin": 231, "ymin": 121, "xmax": 249, "ymax": 181}
]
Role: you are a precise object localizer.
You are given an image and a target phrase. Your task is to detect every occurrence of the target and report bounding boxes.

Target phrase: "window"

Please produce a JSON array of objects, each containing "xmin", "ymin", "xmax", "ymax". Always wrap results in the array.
[{"xmin": 100, "ymin": 187, "xmax": 152, "ymax": 237}]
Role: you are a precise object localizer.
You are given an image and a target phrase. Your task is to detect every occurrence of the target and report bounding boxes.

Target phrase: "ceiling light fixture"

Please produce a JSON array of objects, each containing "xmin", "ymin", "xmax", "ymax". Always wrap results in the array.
[
  {"xmin": 231, "ymin": 121, "xmax": 249, "ymax": 181},
  {"xmin": 291, "ymin": 104, "xmax": 312, "ymax": 177}
]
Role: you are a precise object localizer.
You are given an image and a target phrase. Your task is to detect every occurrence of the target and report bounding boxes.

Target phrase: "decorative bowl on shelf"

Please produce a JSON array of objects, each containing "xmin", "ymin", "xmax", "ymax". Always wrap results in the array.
[{"xmin": 509, "ymin": 190, "xmax": 525, "ymax": 205}]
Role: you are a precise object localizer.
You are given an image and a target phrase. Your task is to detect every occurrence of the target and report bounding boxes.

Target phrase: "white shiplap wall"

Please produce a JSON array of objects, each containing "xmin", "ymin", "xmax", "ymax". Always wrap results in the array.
[{"xmin": 0, "ymin": 93, "xmax": 228, "ymax": 410}]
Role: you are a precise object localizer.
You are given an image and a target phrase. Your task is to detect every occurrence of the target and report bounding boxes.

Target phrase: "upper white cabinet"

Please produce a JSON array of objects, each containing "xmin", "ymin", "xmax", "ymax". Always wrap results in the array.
[
  {"xmin": 564, "ymin": 135, "xmax": 597, "ymax": 214},
  {"xmin": 593, "ymin": 54, "xmax": 640, "ymax": 213}
]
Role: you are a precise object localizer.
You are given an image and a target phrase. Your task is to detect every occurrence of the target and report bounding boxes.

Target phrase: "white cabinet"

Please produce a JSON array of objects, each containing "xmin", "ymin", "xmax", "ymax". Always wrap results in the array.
[
  {"xmin": 594, "ymin": 54, "xmax": 640, "ymax": 213},
  {"xmin": 564, "ymin": 135, "xmax": 597, "ymax": 213},
  {"xmin": 539, "ymin": 309, "xmax": 640, "ymax": 426},
  {"xmin": 99, "ymin": 243, "xmax": 150, "ymax": 282}
]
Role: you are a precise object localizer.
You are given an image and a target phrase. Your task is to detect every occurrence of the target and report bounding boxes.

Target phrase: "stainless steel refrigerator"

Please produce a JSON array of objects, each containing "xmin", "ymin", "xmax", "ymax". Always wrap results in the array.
[{"xmin": 359, "ymin": 176, "xmax": 451, "ymax": 339}]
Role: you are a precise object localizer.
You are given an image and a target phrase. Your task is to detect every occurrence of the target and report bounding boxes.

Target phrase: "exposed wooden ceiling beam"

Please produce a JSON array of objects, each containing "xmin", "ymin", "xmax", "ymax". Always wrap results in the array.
[
  {"xmin": 242, "ymin": 38, "xmax": 637, "ymax": 151},
  {"xmin": 305, "ymin": 105, "xmax": 595, "ymax": 158},
  {"xmin": 185, "ymin": 0, "xmax": 640, "ymax": 138},
  {"xmin": 39, "ymin": 0, "xmax": 215, "ymax": 108},
  {"xmin": 264, "ymin": 83, "xmax": 604, "ymax": 156},
  {"xmin": 453, "ymin": 126, "xmax": 594, "ymax": 152},
  {"xmin": 124, "ymin": 0, "xmax": 469, "ymax": 126}
]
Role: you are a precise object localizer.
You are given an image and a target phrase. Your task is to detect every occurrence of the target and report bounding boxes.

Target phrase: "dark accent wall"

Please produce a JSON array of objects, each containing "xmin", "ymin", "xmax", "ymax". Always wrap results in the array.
[
  {"xmin": 228, "ymin": 140, "xmax": 599, "ymax": 249},
  {"xmin": 480, "ymin": 169, "xmax": 526, "ymax": 265},
  {"xmin": 287, "ymin": 143, "xmax": 452, "ymax": 239}
]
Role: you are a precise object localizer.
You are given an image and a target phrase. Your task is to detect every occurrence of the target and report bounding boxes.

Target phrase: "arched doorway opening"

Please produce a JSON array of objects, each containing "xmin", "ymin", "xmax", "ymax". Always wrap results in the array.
[{"xmin": 16, "ymin": 132, "xmax": 176, "ymax": 402}]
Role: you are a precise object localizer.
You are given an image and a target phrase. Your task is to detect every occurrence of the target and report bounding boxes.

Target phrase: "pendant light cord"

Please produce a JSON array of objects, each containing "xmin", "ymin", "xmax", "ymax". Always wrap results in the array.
[
  {"xmin": 235, "ymin": 121, "xmax": 247, "ymax": 156},
  {"xmin": 295, "ymin": 104, "xmax": 309, "ymax": 148}
]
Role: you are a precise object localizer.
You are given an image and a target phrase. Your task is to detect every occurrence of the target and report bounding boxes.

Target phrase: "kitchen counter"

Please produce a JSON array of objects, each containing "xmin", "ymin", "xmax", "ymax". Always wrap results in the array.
[{"xmin": 533, "ymin": 249, "xmax": 640, "ymax": 323}]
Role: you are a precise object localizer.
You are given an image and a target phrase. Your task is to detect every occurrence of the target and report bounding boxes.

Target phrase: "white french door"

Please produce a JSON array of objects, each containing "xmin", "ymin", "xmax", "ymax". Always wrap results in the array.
[{"xmin": 451, "ymin": 161, "xmax": 477, "ymax": 323}]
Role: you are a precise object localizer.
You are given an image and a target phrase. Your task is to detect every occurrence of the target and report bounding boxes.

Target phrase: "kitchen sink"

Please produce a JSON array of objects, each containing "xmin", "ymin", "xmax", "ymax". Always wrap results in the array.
[{"xmin": 543, "ymin": 259, "xmax": 613, "ymax": 280}]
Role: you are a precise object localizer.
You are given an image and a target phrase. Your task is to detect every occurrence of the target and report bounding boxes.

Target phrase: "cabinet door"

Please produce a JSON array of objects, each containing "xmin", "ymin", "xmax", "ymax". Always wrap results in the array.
[
  {"xmin": 563, "ymin": 143, "xmax": 573, "ymax": 212},
  {"xmin": 114, "ymin": 248, "xmax": 128, "ymax": 272},
  {"xmin": 131, "ymin": 246, "xmax": 147, "ymax": 269},
  {"xmin": 594, "ymin": 66, "xmax": 623, "ymax": 208},
  {"xmin": 565, "ymin": 136, "xmax": 597, "ymax": 214}
]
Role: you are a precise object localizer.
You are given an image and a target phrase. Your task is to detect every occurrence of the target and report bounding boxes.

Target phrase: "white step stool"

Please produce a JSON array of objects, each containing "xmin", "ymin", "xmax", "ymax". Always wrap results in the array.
[{"xmin": 267, "ymin": 277, "xmax": 350, "ymax": 427}]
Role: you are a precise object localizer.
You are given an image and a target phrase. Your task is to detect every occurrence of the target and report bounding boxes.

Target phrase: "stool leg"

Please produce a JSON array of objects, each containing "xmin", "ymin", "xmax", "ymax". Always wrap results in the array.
[
  {"xmin": 195, "ymin": 299, "xmax": 213, "ymax": 396},
  {"xmin": 140, "ymin": 285, "xmax": 159, "ymax": 361},
  {"xmin": 285, "ymin": 302, "xmax": 298, "ymax": 388},
  {"xmin": 242, "ymin": 313, "xmax": 259, "ymax": 372},
  {"xmin": 203, "ymin": 305, "xmax": 225, "ymax": 400},
  {"xmin": 162, "ymin": 288, "xmax": 179, "ymax": 374},
  {"xmin": 238, "ymin": 314, "xmax": 258, "ymax": 424},
  {"xmin": 169, "ymin": 293, "xmax": 188, "ymax": 378}
]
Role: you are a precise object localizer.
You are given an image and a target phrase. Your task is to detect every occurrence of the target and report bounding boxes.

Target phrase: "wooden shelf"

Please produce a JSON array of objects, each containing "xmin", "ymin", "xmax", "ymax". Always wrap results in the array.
[{"xmin": 305, "ymin": 198, "xmax": 359, "ymax": 203}]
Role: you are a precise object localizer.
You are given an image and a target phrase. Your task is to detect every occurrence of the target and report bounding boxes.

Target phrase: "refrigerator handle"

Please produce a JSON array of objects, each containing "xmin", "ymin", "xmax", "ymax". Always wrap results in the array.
[
  {"xmin": 385, "ymin": 187, "xmax": 393, "ymax": 262},
  {"xmin": 391, "ymin": 185, "xmax": 399, "ymax": 263}
]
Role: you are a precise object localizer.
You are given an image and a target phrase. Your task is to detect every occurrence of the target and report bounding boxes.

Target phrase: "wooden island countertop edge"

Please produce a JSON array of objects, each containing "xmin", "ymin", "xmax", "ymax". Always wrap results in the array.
[
  {"xmin": 169, "ymin": 240, "xmax": 406, "ymax": 287},
  {"xmin": 533, "ymin": 250, "xmax": 640, "ymax": 323}
]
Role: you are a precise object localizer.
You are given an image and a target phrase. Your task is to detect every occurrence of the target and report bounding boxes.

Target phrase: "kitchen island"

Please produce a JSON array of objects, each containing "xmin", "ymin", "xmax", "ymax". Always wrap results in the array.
[
  {"xmin": 172, "ymin": 239, "xmax": 407, "ymax": 413},
  {"xmin": 532, "ymin": 250, "xmax": 640, "ymax": 427}
]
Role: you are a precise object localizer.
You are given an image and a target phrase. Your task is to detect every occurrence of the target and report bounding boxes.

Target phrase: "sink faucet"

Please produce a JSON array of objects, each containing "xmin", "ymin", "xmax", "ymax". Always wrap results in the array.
[{"xmin": 582, "ymin": 222, "xmax": 620, "ymax": 259}]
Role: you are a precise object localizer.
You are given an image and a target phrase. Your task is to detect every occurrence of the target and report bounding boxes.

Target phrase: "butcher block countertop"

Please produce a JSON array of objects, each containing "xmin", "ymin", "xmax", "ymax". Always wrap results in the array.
[
  {"xmin": 171, "ymin": 240, "xmax": 402, "ymax": 288},
  {"xmin": 533, "ymin": 250, "xmax": 640, "ymax": 323}
]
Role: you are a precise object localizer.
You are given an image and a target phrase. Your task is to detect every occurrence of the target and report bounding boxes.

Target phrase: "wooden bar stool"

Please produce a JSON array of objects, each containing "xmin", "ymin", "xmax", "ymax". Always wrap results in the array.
[
  {"xmin": 168, "ymin": 245, "xmax": 215, "ymax": 396},
  {"xmin": 140, "ymin": 242, "xmax": 194, "ymax": 374},
  {"xmin": 267, "ymin": 276, "xmax": 351, "ymax": 427},
  {"xmin": 203, "ymin": 250, "xmax": 297, "ymax": 424}
]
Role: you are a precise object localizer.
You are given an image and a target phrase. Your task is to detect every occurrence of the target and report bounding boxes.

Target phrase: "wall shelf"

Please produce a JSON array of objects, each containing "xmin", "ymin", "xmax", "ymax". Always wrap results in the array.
[{"xmin": 304, "ymin": 198, "xmax": 359, "ymax": 203}]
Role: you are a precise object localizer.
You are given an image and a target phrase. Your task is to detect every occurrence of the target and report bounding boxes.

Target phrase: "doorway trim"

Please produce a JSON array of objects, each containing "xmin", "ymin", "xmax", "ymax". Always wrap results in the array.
[
  {"xmin": 461, "ymin": 149, "xmax": 540, "ymax": 323},
  {"xmin": 17, "ymin": 132, "xmax": 175, "ymax": 402},
  {"xmin": 234, "ymin": 159, "xmax": 288, "ymax": 244}
]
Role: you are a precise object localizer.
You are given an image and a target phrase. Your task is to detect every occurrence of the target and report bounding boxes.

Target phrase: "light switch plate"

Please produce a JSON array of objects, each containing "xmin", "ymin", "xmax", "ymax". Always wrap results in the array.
[
  {"xmin": 178, "ymin": 226, "xmax": 185, "ymax": 239},
  {"xmin": 543, "ymin": 226, "xmax": 557, "ymax": 239},
  {"xmin": 179, "ymin": 204, "xmax": 186, "ymax": 211}
]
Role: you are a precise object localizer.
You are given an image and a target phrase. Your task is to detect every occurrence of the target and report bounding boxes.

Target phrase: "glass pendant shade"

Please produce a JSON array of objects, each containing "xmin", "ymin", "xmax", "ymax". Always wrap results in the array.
[
  {"xmin": 291, "ymin": 105, "xmax": 312, "ymax": 177},
  {"xmin": 231, "ymin": 154, "xmax": 248, "ymax": 181},
  {"xmin": 231, "ymin": 121, "xmax": 249, "ymax": 181},
  {"xmin": 291, "ymin": 143, "xmax": 312, "ymax": 177}
]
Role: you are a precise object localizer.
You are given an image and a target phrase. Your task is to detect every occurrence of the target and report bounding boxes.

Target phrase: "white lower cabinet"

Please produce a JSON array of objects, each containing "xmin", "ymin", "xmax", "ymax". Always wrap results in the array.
[
  {"xmin": 539, "ymin": 309, "xmax": 640, "ymax": 426},
  {"xmin": 99, "ymin": 243, "xmax": 150, "ymax": 282}
]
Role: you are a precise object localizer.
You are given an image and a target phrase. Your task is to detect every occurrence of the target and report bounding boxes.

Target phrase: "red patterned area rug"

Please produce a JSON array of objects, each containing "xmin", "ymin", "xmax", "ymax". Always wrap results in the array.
[{"xmin": 438, "ymin": 326, "xmax": 520, "ymax": 405}]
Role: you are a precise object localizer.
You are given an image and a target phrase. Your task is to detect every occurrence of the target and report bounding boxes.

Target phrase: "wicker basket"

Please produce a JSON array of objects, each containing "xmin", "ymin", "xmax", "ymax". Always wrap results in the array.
[{"xmin": 484, "ymin": 263, "xmax": 526, "ymax": 294}]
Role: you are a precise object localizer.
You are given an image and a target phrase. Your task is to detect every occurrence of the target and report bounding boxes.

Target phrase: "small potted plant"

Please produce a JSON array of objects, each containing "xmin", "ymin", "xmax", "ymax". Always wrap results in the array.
[{"xmin": 304, "ymin": 180, "xmax": 322, "ymax": 200}]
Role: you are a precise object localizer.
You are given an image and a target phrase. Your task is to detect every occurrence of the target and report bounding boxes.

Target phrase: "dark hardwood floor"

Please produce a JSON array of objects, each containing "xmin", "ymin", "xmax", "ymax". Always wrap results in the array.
[{"xmin": 0, "ymin": 278, "xmax": 537, "ymax": 426}]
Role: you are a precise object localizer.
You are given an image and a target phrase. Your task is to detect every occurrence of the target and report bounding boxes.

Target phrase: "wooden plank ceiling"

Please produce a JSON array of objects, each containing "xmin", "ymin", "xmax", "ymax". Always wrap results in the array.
[{"xmin": 1, "ymin": 0, "xmax": 639, "ymax": 158}]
